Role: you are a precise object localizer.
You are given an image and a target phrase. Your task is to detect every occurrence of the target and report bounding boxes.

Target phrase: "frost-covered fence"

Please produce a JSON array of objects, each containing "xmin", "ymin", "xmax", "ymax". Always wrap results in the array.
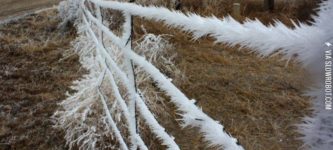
[
  {"xmin": 56, "ymin": 0, "xmax": 333, "ymax": 149},
  {"xmin": 55, "ymin": 0, "xmax": 244, "ymax": 150},
  {"xmin": 86, "ymin": 0, "xmax": 333, "ymax": 149}
]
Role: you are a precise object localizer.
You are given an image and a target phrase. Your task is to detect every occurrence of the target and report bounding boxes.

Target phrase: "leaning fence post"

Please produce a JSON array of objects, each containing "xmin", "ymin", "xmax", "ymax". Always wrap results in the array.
[
  {"xmin": 122, "ymin": 0, "xmax": 139, "ymax": 149},
  {"xmin": 95, "ymin": 6, "xmax": 103, "ymax": 45},
  {"xmin": 232, "ymin": 0, "xmax": 241, "ymax": 20}
]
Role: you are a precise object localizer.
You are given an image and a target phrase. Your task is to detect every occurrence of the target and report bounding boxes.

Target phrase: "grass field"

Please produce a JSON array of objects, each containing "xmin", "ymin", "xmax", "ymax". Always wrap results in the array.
[
  {"xmin": 0, "ymin": 10, "xmax": 81, "ymax": 149},
  {"xmin": 0, "ymin": 0, "xmax": 320, "ymax": 149}
]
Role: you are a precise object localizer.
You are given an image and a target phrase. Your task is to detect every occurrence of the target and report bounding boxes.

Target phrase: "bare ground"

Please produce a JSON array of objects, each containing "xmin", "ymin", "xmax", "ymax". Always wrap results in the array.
[{"xmin": 0, "ymin": 0, "xmax": 60, "ymax": 19}]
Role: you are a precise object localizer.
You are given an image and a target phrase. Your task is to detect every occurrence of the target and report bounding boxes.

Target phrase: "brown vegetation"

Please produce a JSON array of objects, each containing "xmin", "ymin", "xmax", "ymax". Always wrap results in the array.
[
  {"xmin": 131, "ymin": 19, "xmax": 312, "ymax": 149},
  {"xmin": 130, "ymin": 0, "xmax": 319, "ymax": 149},
  {"xmin": 0, "ymin": 0, "xmax": 321, "ymax": 150},
  {"xmin": 0, "ymin": 10, "xmax": 82, "ymax": 149}
]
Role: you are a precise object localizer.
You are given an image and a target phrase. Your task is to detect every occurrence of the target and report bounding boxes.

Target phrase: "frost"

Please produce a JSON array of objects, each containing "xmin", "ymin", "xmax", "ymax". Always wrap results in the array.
[
  {"xmin": 90, "ymin": 0, "xmax": 333, "ymax": 149},
  {"xmin": 56, "ymin": 0, "xmax": 333, "ymax": 149}
]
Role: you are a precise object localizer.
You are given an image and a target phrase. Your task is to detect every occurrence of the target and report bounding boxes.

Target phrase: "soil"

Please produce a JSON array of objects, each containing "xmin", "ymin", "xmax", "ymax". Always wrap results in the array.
[{"xmin": 0, "ymin": 0, "xmax": 60, "ymax": 19}]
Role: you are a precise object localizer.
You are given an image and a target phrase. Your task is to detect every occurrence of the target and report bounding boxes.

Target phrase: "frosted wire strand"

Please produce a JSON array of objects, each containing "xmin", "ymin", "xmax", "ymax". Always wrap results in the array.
[
  {"xmin": 121, "ymin": 12, "xmax": 132, "ymax": 43},
  {"xmin": 64, "ymin": 0, "xmax": 333, "ymax": 149},
  {"xmin": 95, "ymin": 6, "xmax": 103, "ymax": 42},
  {"xmin": 95, "ymin": 4, "xmax": 139, "ymax": 150},
  {"xmin": 121, "ymin": 12, "xmax": 138, "ymax": 148},
  {"xmin": 135, "ymin": 94, "xmax": 180, "ymax": 150},
  {"xmin": 87, "ymin": 2, "xmax": 333, "ymax": 150},
  {"xmin": 97, "ymin": 89, "xmax": 129, "ymax": 150},
  {"xmin": 83, "ymin": 4, "xmax": 243, "ymax": 150},
  {"xmin": 82, "ymin": 13, "xmax": 148, "ymax": 150},
  {"xmin": 83, "ymin": 8, "xmax": 178, "ymax": 149},
  {"xmin": 90, "ymin": 0, "xmax": 323, "ymax": 66},
  {"xmin": 105, "ymin": 63, "xmax": 180, "ymax": 150},
  {"xmin": 83, "ymin": 8, "xmax": 180, "ymax": 149},
  {"xmin": 121, "ymin": 12, "xmax": 180, "ymax": 150}
]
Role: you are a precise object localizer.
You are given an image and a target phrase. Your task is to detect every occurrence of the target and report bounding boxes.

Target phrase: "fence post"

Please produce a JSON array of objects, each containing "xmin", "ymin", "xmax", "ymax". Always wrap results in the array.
[
  {"xmin": 121, "ymin": 0, "xmax": 139, "ymax": 149},
  {"xmin": 95, "ymin": 6, "xmax": 103, "ymax": 45},
  {"xmin": 232, "ymin": 1, "xmax": 241, "ymax": 20},
  {"xmin": 264, "ymin": 0, "xmax": 274, "ymax": 11}
]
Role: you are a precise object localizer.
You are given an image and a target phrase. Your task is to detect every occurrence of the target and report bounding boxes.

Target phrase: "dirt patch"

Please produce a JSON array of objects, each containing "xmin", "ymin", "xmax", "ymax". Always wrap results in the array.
[
  {"xmin": 0, "ymin": 10, "xmax": 81, "ymax": 150},
  {"xmin": 0, "ymin": 0, "xmax": 60, "ymax": 19}
]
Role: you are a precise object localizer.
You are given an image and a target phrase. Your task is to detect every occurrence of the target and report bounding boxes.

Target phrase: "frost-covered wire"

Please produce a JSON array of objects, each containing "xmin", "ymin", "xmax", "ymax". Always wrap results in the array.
[
  {"xmin": 83, "ymin": 9, "xmax": 182, "ymax": 150},
  {"xmin": 135, "ymin": 94, "xmax": 180, "ymax": 150},
  {"xmin": 89, "ymin": 0, "xmax": 333, "ymax": 149},
  {"xmin": 97, "ymin": 89, "xmax": 129, "ymax": 150},
  {"xmin": 83, "ymin": 10, "xmax": 181, "ymax": 149},
  {"xmin": 90, "ymin": 0, "xmax": 325, "ymax": 67},
  {"xmin": 83, "ymin": 6, "xmax": 243, "ymax": 150},
  {"xmin": 59, "ymin": 0, "xmax": 333, "ymax": 149},
  {"xmin": 82, "ymin": 13, "xmax": 148, "ymax": 150}
]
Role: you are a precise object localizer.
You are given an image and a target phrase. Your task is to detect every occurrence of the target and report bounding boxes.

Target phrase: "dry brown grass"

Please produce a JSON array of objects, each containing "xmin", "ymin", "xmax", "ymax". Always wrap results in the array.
[
  {"xmin": 131, "ymin": 19, "xmax": 312, "ymax": 149},
  {"xmin": 129, "ymin": 0, "xmax": 320, "ymax": 149},
  {"xmin": 0, "ymin": 10, "xmax": 82, "ymax": 150},
  {"xmin": 0, "ymin": 0, "xmax": 320, "ymax": 149},
  {"xmin": 174, "ymin": 41, "xmax": 311, "ymax": 150}
]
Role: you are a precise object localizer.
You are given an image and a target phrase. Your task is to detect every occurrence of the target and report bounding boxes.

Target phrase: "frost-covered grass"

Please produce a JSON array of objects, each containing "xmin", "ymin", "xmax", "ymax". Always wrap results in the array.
[
  {"xmin": 54, "ymin": 0, "xmax": 245, "ymax": 149},
  {"xmin": 0, "ymin": 0, "xmax": 319, "ymax": 149},
  {"xmin": 52, "ymin": 0, "xmax": 324, "ymax": 149},
  {"xmin": 0, "ymin": 9, "xmax": 82, "ymax": 149},
  {"xmin": 54, "ymin": 1, "xmax": 185, "ymax": 149},
  {"xmin": 91, "ymin": 0, "xmax": 333, "ymax": 149}
]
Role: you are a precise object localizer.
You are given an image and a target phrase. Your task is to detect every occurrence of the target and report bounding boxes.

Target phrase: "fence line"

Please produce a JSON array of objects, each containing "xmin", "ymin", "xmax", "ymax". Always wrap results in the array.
[
  {"xmin": 52, "ymin": 0, "xmax": 249, "ymax": 149},
  {"xmin": 90, "ymin": 0, "xmax": 319, "ymax": 63},
  {"xmin": 80, "ymin": 1, "xmax": 244, "ymax": 149},
  {"xmin": 55, "ymin": 0, "xmax": 333, "ymax": 149},
  {"xmin": 82, "ymin": 12, "xmax": 149, "ymax": 150},
  {"xmin": 86, "ymin": 0, "xmax": 333, "ymax": 149},
  {"xmin": 84, "ymin": 10, "xmax": 180, "ymax": 149}
]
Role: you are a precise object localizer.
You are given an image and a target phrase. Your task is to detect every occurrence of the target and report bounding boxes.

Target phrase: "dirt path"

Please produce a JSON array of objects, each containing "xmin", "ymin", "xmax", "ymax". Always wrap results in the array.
[
  {"xmin": 0, "ymin": 10, "xmax": 81, "ymax": 150},
  {"xmin": 0, "ymin": 0, "xmax": 60, "ymax": 19}
]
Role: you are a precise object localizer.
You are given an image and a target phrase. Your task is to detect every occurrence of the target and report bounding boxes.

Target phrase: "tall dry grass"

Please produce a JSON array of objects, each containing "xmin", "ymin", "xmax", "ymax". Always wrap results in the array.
[
  {"xmin": 135, "ymin": 0, "xmax": 319, "ymax": 25},
  {"xmin": 127, "ymin": 0, "xmax": 319, "ymax": 149},
  {"xmin": 55, "ymin": 0, "xmax": 320, "ymax": 149}
]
